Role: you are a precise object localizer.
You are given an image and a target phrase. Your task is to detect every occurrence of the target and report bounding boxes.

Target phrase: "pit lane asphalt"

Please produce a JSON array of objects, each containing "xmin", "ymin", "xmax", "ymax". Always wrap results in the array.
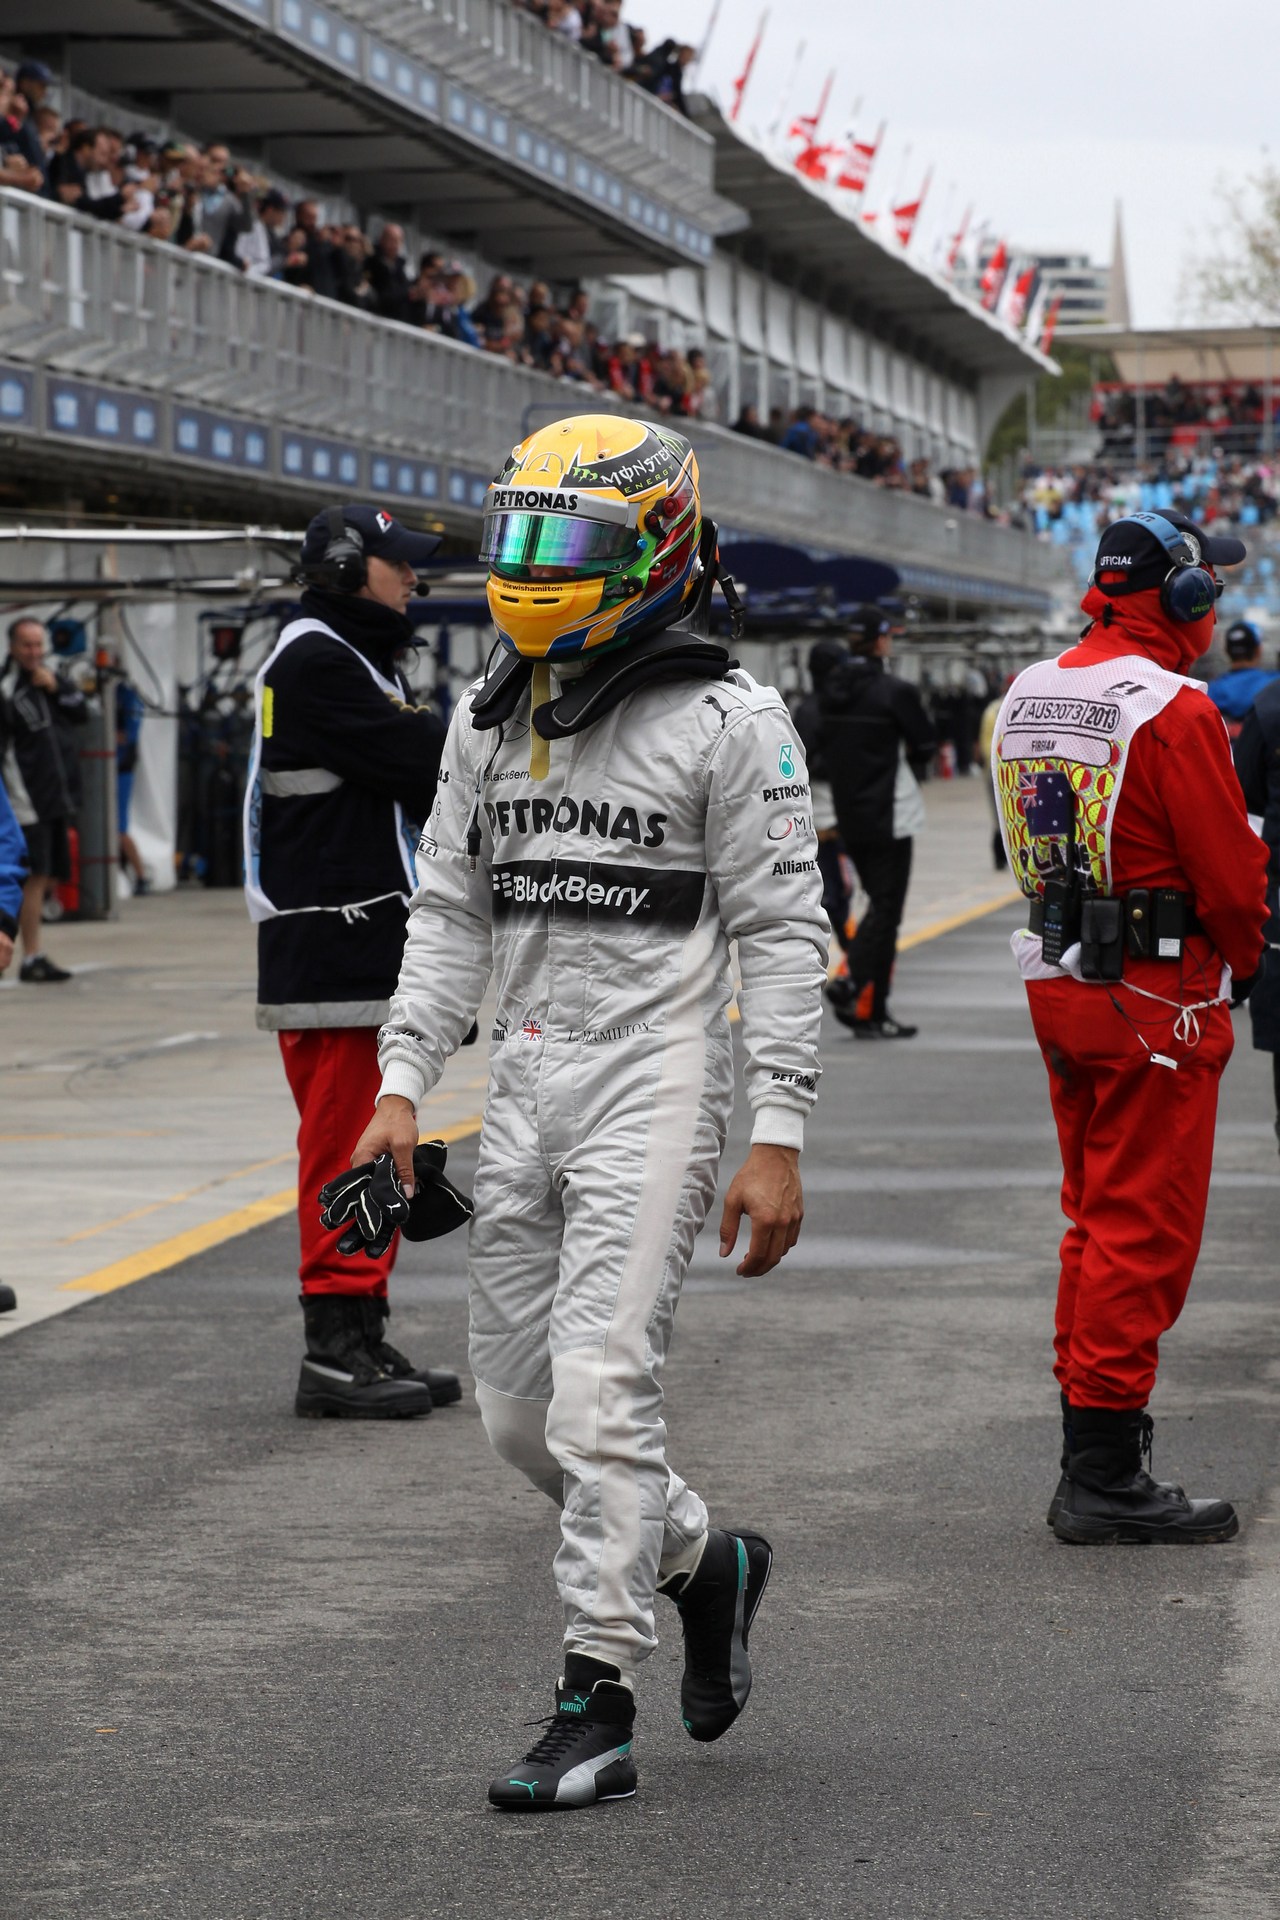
[{"xmin": 5, "ymin": 905, "xmax": 1280, "ymax": 1920}]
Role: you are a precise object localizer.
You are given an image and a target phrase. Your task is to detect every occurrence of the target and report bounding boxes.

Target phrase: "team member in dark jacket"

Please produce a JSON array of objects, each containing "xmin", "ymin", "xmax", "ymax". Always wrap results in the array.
[
  {"xmin": 1233, "ymin": 676, "xmax": 1280, "ymax": 1146},
  {"xmin": 244, "ymin": 504, "xmax": 458, "ymax": 1418},
  {"xmin": 0, "ymin": 777, "xmax": 24, "ymax": 1312},
  {"xmin": 819, "ymin": 606, "xmax": 936, "ymax": 1037},
  {"xmin": 0, "ymin": 618, "xmax": 88, "ymax": 982}
]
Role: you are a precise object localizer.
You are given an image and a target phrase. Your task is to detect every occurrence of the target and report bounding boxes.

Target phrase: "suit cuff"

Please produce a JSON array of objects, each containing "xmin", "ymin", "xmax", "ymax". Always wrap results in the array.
[
  {"xmin": 750, "ymin": 1103, "xmax": 805, "ymax": 1151},
  {"xmin": 376, "ymin": 1060, "xmax": 425, "ymax": 1111}
]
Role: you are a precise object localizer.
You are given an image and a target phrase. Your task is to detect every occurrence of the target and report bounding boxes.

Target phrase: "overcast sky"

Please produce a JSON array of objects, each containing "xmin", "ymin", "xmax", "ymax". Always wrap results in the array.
[{"xmin": 636, "ymin": 0, "xmax": 1276, "ymax": 326}]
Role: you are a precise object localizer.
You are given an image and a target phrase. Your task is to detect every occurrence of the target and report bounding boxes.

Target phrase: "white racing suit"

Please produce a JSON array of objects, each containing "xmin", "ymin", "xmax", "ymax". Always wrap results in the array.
[{"xmin": 377, "ymin": 668, "xmax": 828, "ymax": 1672}]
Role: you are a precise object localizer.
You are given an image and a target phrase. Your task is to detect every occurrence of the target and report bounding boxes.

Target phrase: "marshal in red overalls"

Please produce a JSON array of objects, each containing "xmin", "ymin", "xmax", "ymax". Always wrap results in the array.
[{"xmin": 993, "ymin": 509, "xmax": 1267, "ymax": 1544}]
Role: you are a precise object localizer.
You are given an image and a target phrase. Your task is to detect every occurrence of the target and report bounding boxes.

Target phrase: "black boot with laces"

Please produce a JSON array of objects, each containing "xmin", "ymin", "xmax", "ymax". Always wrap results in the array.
[
  {"xmin": 1053, "ymin": 1407, "xmax": 1238, "ymax": 1545},
  {"xmin": 488, "ymin": 1656, "xmax": 636, "ymax": 1811},
  {"xmin": 659, "ymin": 1528, "xmax": 773, "ymax": 1741},
  {"xmin": 295, "ymin": 1295, "xmax": 433, "ymax": 1419},
  {"xmin": 358, "ymin": 1298, "xmax": 462, "ymax": 1406}
]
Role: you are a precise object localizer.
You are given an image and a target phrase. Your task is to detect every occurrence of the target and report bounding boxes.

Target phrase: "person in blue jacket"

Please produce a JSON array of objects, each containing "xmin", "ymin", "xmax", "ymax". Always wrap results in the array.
[
  {"xmin": 0, "ymin": 778, "xmax": 27, "ymax": 1311},
  {"xmin": 1207, "ymin": 621, "xmax": 1276, "ymax": 738}
]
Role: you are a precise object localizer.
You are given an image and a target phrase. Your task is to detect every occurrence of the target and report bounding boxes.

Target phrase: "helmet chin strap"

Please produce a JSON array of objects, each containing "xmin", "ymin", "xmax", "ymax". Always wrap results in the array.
[{"xmin": 529, "ymin": 662, "xmax": 552, "ymax": 779}]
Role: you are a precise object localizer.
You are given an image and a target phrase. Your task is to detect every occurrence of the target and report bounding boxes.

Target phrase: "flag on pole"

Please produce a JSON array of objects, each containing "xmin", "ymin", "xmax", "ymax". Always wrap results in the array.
[
  {"xmin": 1039, "ymin": 291, "xmax": 1064, "ymax": 353},
  {"xmin": 794, "ymin": 140, "xmax": 842, "ymax": 183},
  {"xmin": 945, "ymin": 204, "xmax": 971, "ymax": 279},
  {"xmin": 999, "ymin": 263, "xmax": 1037, "ymax": 329},
  {"xmin": 834, "ymin": 122, "xmax": 884, "ymax": 197},
  {"xmin": 788, "ymin": 69, "xmax": 834, "ymax": 145},
  {"xmin": 730, "ymin": 10, "xmax": 768, "ymax": 123},
  {"xmin": 892, "ymin": 169, "xmax": 931, "ymax": 248},
  {"xmin": 979, "ymin": 240, "xmax": 1008, "ymax": 310}
]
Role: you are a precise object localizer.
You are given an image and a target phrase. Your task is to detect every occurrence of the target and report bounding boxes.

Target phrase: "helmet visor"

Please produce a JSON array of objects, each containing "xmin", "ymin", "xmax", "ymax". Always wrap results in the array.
[{"xmin": 481, "ymin": 510, "xmax": 642, "ymax": 577}]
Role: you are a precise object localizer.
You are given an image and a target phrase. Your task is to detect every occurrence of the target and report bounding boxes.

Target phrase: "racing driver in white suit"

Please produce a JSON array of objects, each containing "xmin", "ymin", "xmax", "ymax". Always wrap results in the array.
[{"xmin": 349, "ymin": 414, "xmax": 828, "ymax": 1810}]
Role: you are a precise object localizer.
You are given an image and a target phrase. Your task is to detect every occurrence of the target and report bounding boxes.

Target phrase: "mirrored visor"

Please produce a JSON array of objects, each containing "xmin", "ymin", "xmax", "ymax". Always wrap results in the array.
[{"xmin": 480, "ymin": 511, "xmax": 641, "ymax": 575}]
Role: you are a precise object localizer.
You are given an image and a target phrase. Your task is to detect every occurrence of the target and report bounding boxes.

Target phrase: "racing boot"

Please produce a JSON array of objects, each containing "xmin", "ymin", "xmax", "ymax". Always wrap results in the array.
[
  {"xmin": 294, "ymin": 1294, "xmax": 433, "ymax": 1419},
  {"xmin": 1053, "ymin": 1407, "xmax": 1239, "ymax": 1545},
  {"xmin": 487, "ymin": 1656, "xmax": 636, "ymax": 1811},
  {"xmin": 658, "ymin": 1527, "xmax": 772, "ymax": 1741},
  {"xmin": 358, "ymin": 1297, "xmax": 463, "ymax": 1407},
  {"xmin": 1046, "ymin": 1390, "xmax": 1071, "ymax": 1527}
]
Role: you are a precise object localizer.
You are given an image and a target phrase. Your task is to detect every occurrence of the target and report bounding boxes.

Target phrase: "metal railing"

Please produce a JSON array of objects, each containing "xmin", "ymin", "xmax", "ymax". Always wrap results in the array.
[
  {"xmin": 320, "ymin": 0, "xmax": 715, "ymax": 197},
  {"xmin": 0, "ymin": 192, "xmax": 1063, "ymax": 596}
]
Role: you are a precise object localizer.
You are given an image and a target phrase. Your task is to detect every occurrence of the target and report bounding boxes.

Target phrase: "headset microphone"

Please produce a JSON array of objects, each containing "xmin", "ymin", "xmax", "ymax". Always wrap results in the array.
[{"xmin": 295, "ymin": 505, "xmax": 368, "ymax": 593}]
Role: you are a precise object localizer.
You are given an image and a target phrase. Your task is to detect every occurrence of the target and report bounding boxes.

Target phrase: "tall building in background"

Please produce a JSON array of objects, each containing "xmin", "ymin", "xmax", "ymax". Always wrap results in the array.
[{"xmin": 959, "ymin": 207, "xmax": 1131, "ymax": 331}]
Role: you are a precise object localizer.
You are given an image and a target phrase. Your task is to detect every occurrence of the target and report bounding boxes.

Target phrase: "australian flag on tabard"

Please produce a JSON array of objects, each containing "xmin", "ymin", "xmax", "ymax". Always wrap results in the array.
[{"xmin": 1020, "ymin": 768, "xmax": 1074, "ymax": 840}]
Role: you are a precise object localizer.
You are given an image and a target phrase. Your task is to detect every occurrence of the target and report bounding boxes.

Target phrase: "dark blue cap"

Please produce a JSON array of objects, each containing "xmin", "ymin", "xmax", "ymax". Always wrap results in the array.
[
  {"xmin": 300, "ymin": 503, "xmax": 441, "ymax": 572},
  {"xmin": 16, "ymin": 60, "xmax": 53, "ymax": 86}
]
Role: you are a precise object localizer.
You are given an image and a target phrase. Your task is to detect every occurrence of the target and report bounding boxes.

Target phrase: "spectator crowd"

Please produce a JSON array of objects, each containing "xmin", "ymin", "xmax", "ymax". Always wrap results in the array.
[
  {"xmin": 1096, "ymin": 375, "xmax": 1277, "ymax": 456},
  {"xmin": 738, "ymin": 401, "xmax": 990, "ymax": 518},
  {"xmin": 0, "ymin": 55, "xmax": 719, "ymax": 418},
  {"xmin": 511, "ymin": 2, "xmax": 696, "ymax": 114}
]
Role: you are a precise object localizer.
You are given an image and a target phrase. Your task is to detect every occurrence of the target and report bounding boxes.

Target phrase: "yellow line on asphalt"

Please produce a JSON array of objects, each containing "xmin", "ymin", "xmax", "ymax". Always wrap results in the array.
[
  {"xmin": 58, "ymin": 1150, "xmax": 297, "ymax": 1245},
  {"xmin": 899, "ymin": 890, "xmax": 1022, "ymax": 952},
  {"xmin": 59, "ymin": 1115, "xmax": 485, "ymax": 1297},
  {"xmin": 53, "ymin": 898, "xmax": 1020, "ymax": 1300},
  {"xmin": 61, "ymin": 1189, "xmax": 301, "ymax": 1294}
]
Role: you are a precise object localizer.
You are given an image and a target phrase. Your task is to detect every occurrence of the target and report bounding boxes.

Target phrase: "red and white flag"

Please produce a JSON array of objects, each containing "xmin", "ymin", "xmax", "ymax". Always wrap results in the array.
[
  {"xmin": 979, "ymin": 240, "xmax": 1008, "ymax": 309},
  {"xmin": 945, "ymin": 204, "xmax": 971, "ymax": 279},
  {"xmin": 788, "ymin": 69, "xmax": 834, "ymax": 146},
  {"xmin": 730, "ymin": 10, "xmax": 768, "ymax": 123},
  {"xmin": 892, "ymin": 169, "xmax": 931, "ymax": 248},
  {"xmin": 834, "ymin": 122, "xmax": 884, "ymax": 197},
  {"xmin": 999, "ymin": 264, "xmax": 1037, "ymax": 329},
  {"xmin": 1038, "ymin": 290, "xmax": 1064, "ymax": 353},
  {"xmin": 794, "ymin": 140, "xmax": 841, "ymax": 183}
]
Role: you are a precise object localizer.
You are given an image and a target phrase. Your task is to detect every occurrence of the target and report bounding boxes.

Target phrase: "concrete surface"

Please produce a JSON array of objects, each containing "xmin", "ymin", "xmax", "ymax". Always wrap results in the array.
[
  {"xmin": 5, "ymin": 888, "xmax": 1280, "ymax": 1919},
  {"xmin": 0, "ymin": 775, "xmax": 1013, "ymax": 1336}
]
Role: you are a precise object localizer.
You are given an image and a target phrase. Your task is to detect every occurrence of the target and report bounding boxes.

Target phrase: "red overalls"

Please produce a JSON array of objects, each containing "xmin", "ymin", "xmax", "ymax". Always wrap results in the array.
[{"xmin": 1016, "ymin": 591, "xmax": 1267, "ymax": 1408}]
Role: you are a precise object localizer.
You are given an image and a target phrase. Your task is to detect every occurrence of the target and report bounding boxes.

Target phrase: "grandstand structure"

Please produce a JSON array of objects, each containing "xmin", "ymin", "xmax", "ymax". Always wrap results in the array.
[{"xmin": 0, "ymin": 0, "xmax": 1064, "ymax": 614}]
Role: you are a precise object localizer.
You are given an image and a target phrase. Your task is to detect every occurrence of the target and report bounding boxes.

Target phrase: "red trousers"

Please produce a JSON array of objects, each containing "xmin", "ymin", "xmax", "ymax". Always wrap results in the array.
[
  {"xmin": 279, "ymin": 1027, "xmax": 398, "ymax": 1298},
  {"xmin": 1027, "ymin": 977, "xmax": 1233, "ymax": 1409}
]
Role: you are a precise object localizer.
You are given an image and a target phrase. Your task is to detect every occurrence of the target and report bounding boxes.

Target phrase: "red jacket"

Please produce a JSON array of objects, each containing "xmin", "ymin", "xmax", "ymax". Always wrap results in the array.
[{"xmin": 1060, "ymin": 587, "xmax": 1267, "ymax": 981}]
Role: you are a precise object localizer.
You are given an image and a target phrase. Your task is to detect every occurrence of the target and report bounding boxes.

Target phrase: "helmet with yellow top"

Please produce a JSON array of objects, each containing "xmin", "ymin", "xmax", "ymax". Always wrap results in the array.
[{"xmin": 480, "ymin": 414, "xmax": 704, "ymax": 659}]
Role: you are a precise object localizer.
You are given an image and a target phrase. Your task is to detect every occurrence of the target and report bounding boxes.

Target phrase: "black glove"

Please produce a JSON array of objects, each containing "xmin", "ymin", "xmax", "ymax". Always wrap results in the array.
[
  {"xmin": 318, "ymin": 1141, "xmax": 474, "ymax": 1258},
  {"xmin": 1231, "ymin": 969, "xmax": 1260, "ymax": 1007}
]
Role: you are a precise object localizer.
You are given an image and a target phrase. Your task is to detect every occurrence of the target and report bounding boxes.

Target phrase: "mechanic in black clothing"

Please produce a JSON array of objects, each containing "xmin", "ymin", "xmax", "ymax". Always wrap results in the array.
[
  {"xmin": 243, "ymin": 504, "xmax": 461, "ymax": 1420},
  {"xmin": 795, "ymin": 638, "xmax": 854, "ymax": 959},
  {"xmin": 819, "ymin": 605, "xmax": 936, "ymax": 1038},
  {"xmin": 1233, "ymin": 675, "xmax": 1280, "ymax": 1150},
  {"xmin": 0, "ymin": 617, "xmax": 88, "ymax": 983}
]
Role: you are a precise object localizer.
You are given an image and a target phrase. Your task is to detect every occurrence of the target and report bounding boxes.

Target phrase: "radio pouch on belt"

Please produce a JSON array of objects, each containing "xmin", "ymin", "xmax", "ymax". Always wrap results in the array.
[{"xmin": 1079, "ymin": 897, "xmax": 1125, "ymax": 981}]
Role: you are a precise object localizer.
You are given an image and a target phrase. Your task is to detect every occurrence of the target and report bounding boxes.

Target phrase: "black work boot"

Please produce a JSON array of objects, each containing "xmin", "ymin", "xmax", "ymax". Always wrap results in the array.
[
  {"xmin": 358, "ymin": 1298, "xmax": 463, "ymax": 1407},
  {"xmin": 1053, "ymin": 1407, "xmax": 1238, "ymax": 1545},
  {"xmin": 295, "ymin": 1295, "xmax": 433, "ymax": 1419},
  {"xmin": 659, "ymin": 1527, "xmax": 773, "ymax": 1741},
  {"xmin": 1046, "ymin": 1390, "xmax": 1071, "ymax": 1528},
  {"xmin": 0, "ymin": 1283, "xmax": 15, "ymax": 1313},
  {"xmin": 488, "ymin": 1655, "xmax": 637, "ymax": 1811}
]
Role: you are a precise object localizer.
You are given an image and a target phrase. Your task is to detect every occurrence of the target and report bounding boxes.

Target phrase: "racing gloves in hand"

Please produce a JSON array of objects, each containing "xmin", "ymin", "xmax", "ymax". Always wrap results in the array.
[{"xmin": 318, "ymin": 1141, "xmax": 474, "ymax": 1258}]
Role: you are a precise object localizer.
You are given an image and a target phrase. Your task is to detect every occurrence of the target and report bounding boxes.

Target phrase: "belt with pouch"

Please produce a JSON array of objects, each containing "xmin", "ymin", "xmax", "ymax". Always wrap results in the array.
[{"xmin": 1027, "ymin": 889, "xmax": 1203, "ymax": 954}]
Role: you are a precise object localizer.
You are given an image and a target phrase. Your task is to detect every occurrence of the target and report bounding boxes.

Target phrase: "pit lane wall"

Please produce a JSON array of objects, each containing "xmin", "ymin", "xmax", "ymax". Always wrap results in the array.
[{"xmin": 0, "ymin": 193, "xmax": 1065, "ymax": 616}]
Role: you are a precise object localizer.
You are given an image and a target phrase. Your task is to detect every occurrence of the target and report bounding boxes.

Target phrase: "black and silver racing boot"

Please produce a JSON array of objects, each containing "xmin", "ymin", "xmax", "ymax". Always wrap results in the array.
[
  {"xmin": 295, "ymin": 1295, "xmax": 434, "ymax": 1419},
  {"xmin": 1053, "ymin": 1407, "xmax": 1238, "ymax": 1545},
  {"xmin": 359, "ymin": 1298, "xmax": 462, "ymax": 1406},
  {"xmin": 488, "ymin": 1657, "xmax": 636, "ymax": 1811},
  {"xmin": 659, "ymin": 1527, "xmax": 773, "ymax": 1742}
]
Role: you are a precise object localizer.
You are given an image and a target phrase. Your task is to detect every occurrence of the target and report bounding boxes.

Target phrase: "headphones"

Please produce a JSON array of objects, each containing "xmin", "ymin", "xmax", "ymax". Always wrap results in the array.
[
  {"xmin": 296, "ymin": 505, "xmax": 367, "ymax": 593},
  {"xmin": 1092, "ymin": 512, "xmax": 1223, "ymax": 626}
]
